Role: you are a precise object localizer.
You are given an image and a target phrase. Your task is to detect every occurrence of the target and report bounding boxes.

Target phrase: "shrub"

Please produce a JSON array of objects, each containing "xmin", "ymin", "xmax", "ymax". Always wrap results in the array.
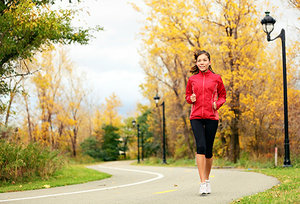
[
  {"xmin": 80, "ymin": 136, "xmax": 102, "ymax": 159},
  {"xmin": 0, "ymin": 140, "xmax": 64, "ymax": 182},
  {"xmin": 80, "ymin": 125, "xmax": 121, "ymax": 161}
]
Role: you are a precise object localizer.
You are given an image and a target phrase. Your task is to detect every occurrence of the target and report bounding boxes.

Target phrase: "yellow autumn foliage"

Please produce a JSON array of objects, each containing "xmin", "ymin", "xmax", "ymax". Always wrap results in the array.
[{"xmin": 135, "ymin": 0, "xmax": 300, "ymax": 161}]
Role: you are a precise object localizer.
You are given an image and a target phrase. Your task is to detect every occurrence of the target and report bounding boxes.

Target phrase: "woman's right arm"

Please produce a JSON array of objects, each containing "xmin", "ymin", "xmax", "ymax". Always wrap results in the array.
[{"xmin": 185, "ymin": 78, "xmax": 193, "ymax": 104}]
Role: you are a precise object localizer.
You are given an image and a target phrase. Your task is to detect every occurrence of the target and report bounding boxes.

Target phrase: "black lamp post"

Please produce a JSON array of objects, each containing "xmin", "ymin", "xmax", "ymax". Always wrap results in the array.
[
  {"xmin": 132, "ymin": 120, "xmax": 140, "ymax": 163},
  {"xmin": 261, "ymin": 11, "xmax": 292, "ymax": 167},
  {"xmin": 153, "ymin": 93, "xmax": 167, "ymax": 164},
  {"xmin": 141, "ymin": 131, "xmax": 144, "ymax": 161}
]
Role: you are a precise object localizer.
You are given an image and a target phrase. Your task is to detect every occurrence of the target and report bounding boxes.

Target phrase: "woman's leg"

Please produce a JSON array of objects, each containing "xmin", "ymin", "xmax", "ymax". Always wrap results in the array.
[
  {"xmin": 190, "ymin": 120, "xmax": 206, "ymax": 183},
  {"xmin": 204, "ymin": 157, "xmax": 213, "ymax": 180},
  {"xmin": 196, "ymin": 154, "xmax": 206, "ymax": 183},
  {"xmin": 204, "ymin": 120, "xmax": 218, "ymax": 180}
]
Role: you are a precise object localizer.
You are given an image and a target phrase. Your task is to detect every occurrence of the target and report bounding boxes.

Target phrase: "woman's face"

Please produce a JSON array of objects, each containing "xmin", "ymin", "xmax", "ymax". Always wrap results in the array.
[{"xmin": 196, "ymin": 54, "xmax": 210, "ymax": 72}]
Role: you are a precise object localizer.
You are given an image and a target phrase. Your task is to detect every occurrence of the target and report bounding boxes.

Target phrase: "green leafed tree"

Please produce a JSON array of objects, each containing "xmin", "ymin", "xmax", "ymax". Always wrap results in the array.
[
  {"xmin": 0, "ymin": 0, "xmax": 102, "ymax": 96},
  {"xmin": 101, "ymin": 125, "xmax": 121, "ymax": 161},
  {"xmin": 137, "ymin": 108, "xmax": 160, "ymax": 158},
  {"xmin": 80, "ymin": 136, "xmax": 102, "ymax": 159}
]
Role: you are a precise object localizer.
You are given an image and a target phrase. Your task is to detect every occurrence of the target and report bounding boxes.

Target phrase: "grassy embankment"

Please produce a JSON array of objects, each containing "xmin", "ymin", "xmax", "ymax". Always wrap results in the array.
[
  {"xmin": 0, "ymin": 156, "xmax": 111, "ymax": 193},
  {"xmin": 232, "ymin": 167, "xmax": 299, "ymax": 203}
]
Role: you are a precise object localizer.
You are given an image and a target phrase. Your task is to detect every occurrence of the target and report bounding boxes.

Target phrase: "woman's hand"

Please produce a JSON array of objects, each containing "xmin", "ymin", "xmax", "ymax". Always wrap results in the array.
[
  {"xmin": 213, "ymin": 102, "xmax": 217, "ymax": 110},
  {"xmin": 190, "ymin": 93, "xmax": 196, "ymax": 102}
]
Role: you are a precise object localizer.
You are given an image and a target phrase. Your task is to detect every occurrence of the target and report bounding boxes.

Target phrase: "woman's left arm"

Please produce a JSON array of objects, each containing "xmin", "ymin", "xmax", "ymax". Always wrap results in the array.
[{"xmin": 215, "ymin": 76, "xmax": 226, "ymax": 110}]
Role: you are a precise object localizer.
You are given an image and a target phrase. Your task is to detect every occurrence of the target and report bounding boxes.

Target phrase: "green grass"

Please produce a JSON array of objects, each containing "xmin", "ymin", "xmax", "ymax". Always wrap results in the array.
[
  {"xmin": 135, "ymin": 157, "xmax": 196, "ymax": 167},
  {"xmin": 0, "ymin": 164, "xmax": 111, "ymax": 193},
  {"xmin": 136, "ymin": 156, "xmax": 275, "ymax": 169},
  {"xmin": 232, "ymin": 167, "xmax": 299, "ymax": 204}
]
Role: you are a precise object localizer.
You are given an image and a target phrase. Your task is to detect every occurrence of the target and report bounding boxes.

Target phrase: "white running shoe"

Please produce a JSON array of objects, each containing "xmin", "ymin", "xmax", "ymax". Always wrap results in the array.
[
  {"xmin": 206, "ymin": 180, "xmax": 211, "ymax": 194},
  {"xmin": 199, "ymin": 182, "xmax": 207, "ymax": 195}
]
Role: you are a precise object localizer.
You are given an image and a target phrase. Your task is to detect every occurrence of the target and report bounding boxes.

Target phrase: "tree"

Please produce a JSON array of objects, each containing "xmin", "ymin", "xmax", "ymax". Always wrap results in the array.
[
  {"xmin": 135, "ymin": 0, "xmax": 203, "ymax": 158},
  {"xmin": 80, "ymin": 136, "xmax": 102, "ymax": 159},
  {"xmin": 121, "ymin": 107, "xmax": 159, "ymax": 160},
  {"xmin": 19, "ymin": 47, "xmax": 90, "ymax": 157},
  {"xmin": 101, "ymin": 125, "xmax": 121, "ymax": 161},
  {"xmin": 0, "ymin": 0, "xmax": 102, "ymax": 96},
  {"xmin": 136, "ymin": 106, "xmax": 159, "ymax": 158},
  {"xmin": 4, "ymin": 71, "xmax": 23, "ymax": 126},
  {"xmin": 21, "ymin": 82, "xmax": 33, "ymax": 142},
  {"xmin": 61, "ymin": 62, "xmax": 87, "ymax": 157},
  {"xmin": 135, "ymin": 0, "xmax": 300, "ymax": 162},
  {"xmin": 102, "ymin": 93, "xmax": 122, "ymax": 126},
  {"xmin": 31, "ymin": 48, "xmax": 68, "ymax": 146},
  {"xmin": 119, "ymin": 117, "xmax": 135, "ymax": 159}
]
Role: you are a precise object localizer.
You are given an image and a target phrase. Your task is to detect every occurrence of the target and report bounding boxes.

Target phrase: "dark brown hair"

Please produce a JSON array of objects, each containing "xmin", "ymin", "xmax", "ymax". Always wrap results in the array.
[{"xmin": 190, "ymin": 50, "xmax": 214, "ymax": 75}]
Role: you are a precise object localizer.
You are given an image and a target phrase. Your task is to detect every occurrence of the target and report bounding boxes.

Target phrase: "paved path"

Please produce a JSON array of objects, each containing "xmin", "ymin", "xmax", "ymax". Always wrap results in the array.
[{"xmin": 0, "ymin": 160, "xmax": 279, "ymax": 204}]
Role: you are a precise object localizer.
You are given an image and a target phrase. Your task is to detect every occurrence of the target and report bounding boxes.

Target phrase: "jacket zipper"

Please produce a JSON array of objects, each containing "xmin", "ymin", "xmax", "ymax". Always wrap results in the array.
[{"xmin": 202, "ymin": 72, "xmax": 205, "ymax": 117}]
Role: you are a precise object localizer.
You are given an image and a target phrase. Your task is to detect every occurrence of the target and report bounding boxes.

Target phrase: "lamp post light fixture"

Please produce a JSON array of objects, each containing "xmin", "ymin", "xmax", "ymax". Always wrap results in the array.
[
  {"xmin": 153, "ymin": 93, "xmax": 167, "ymax": 164},
  {"xmin": 261, "ymin": 11, "xmax": 292, "ymax": 167},
  {"xmin": 132, "ymin": 120, "xmax": 140, "ymax": 163}
]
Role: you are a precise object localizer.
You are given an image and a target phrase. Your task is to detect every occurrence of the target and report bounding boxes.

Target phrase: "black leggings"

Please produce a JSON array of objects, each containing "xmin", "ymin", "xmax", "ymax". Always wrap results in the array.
[{"xmin": 190, "ymin": 119, "xmax": 219, "ymax": 158}]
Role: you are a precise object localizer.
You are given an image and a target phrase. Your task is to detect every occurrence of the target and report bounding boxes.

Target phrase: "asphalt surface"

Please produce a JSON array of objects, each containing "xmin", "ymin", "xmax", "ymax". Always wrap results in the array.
[{"xmin": 0, "ymin": 160, "xmax": 279, "ymax": 204}]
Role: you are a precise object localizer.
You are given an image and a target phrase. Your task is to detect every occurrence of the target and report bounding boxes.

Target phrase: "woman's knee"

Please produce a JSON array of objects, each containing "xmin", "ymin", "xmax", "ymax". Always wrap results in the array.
[
  {"xmin": 197, "ymin": 145, "xmax": 206, "ymax": 154},
  {"xmin": 205, "ymin": 151, "xmax": 213, "ymax": 158}
]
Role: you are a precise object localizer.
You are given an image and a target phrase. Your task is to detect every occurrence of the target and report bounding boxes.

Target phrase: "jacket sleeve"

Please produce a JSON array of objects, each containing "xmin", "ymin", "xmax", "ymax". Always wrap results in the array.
[
  {"xmin": 185, "ymin": 78, "xmax": 193, "ymax": 104},
  {"xmin": 216, "ymin": 76, "xmax": 226, "ymax": 110}
]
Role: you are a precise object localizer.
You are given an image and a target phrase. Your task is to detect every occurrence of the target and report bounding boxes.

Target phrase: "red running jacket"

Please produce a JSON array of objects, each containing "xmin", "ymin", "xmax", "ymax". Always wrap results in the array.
[{"xmin": 185, "ymin": 70, "xmax": 226, "ymax": 120}]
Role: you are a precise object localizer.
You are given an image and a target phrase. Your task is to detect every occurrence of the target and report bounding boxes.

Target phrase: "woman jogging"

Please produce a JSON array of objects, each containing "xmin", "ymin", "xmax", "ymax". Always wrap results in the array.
[{"xmin": 185, "ymin": 50, "xmax": 226, "ymax": 195}]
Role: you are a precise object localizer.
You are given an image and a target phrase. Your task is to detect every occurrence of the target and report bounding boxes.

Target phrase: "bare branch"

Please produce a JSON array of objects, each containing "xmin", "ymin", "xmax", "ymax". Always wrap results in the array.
[{"xmin": 1, "ymin": 68, "xmax": 41, "ymax": 80}]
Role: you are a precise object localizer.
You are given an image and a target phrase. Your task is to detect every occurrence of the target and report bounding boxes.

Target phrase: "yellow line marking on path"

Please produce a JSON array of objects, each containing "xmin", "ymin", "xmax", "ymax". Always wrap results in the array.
[{"xmin": 154, "ymin": 189, "xmax": 178, "ymax": 194}]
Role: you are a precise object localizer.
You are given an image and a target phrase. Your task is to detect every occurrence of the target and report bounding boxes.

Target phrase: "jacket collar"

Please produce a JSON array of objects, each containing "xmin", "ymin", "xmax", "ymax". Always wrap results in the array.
[{"xmin": 198, "ymin": 69, "xmax": 212, "ymax": 76}]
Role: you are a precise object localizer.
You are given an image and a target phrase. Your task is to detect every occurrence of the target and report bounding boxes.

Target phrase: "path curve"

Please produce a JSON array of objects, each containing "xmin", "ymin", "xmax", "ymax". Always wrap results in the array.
[{"xmin": 0, "ymin": 160, "xmax": 279, "ymax": 204}]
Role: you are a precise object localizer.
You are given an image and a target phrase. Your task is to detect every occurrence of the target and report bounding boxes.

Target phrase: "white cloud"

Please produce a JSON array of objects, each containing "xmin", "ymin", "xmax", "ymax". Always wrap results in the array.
[
  {"xmin": 62, "ymin": 0, "xmax": 147, "ymax": 116},
  {"xmin": 75, "ymin": 64, "xmax": 147, "ymax": 116}
]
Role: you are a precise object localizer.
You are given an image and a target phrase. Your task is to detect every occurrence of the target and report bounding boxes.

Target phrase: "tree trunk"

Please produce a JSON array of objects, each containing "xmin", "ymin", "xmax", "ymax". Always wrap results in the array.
[
  {"xmin": 47, "ymin": 112, "xmax": 54, "ymax": 148},
  {"xmin": 230, "ymin": 116, "xmax": 240, "ymax": 163},
  {"xmin": 171, "ymin": 84, "xmax": 194, "ymax": 158},
  {"xmin": 228, "ymin": 26, "xmax": 241, "ymax": 163},
  {"xmin": 5, "ymin": 92, "xmax": 15, "ymax": 126},
  {"xmin": 229, "ymin": 74, "xmax": 241, "ymax": 163},
  {"xmin": 23, "ymin": 92, "xmax": 33, "ymax": 142},
  {"xmin": 179, "ymin": 106, "xmax": 194, "ymax": 158},
  {"xmin": 71, "ymin": 127, "xmax": 78, "ymax": 157},
  {"xmin": 57, "ymin": 122, "xmax": 64, "ymax": 149},
  {"xmin": 5, "ymin": 77, "xmax": 22, "ymax": 126}
]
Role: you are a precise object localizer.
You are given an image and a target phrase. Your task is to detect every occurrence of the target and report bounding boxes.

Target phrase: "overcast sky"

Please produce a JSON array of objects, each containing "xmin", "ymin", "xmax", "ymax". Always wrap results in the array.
[
  {"xmin": 61, "ymin": 0, "xmax": 299, "ymax": 117},
  {"xmin": 63, "ymin": 0, "xmax": 146, "ymax": 117}
]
